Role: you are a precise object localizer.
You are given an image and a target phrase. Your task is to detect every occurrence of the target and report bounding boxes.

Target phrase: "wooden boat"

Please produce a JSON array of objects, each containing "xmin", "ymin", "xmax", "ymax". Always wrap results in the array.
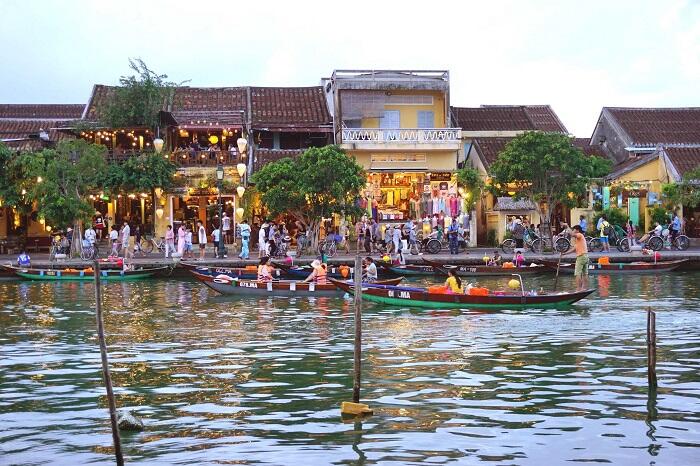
[
  {"xmin": 331, "ymin": 279, "xmax": 595, "ymax": 310},
  {"xmin": 179, "ymin": 261, "xmax": 283, "ymax": 280},
  {"xmin": 274, "ymin": 262, "xmax": 355, "ymax": 280},
  {"xmin": 540, "ymin": 259, "xmax": 687, "ymax": 274},
  {"xmin": 1, "ymin": 264, "xmax": 168, "ymax": 281},
  {"xmin": 375, "ymin": 262, "xmax": 437, "ymax": 276},
  {"xmin": 422, "ymin": 258, "xmax": 549, "ymax": 276},
  {"xmin": 192, "ymin": 270, "xmax": 403, "ymax": 297}
]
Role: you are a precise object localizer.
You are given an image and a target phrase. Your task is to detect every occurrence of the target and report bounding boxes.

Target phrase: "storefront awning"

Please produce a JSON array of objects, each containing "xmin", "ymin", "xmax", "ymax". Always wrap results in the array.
[{"xmin": 493, "ymin": 197, "xmax": 537, "ymax": 211}]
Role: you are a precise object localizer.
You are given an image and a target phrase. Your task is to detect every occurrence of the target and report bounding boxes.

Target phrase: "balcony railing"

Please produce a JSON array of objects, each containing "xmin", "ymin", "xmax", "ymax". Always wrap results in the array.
[
  {"xmin": 341, "ymin": 128, "xmax": 460, "ymax": 143},
  {"xmin": 106, "ymin": 150, "xmax": 243, "ymax": 167}
]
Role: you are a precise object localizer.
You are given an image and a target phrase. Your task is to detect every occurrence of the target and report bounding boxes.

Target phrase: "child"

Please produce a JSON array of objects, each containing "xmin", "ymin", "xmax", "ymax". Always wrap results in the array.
[
  {"xmin": 513, "ymin": 251, "xmax": 524, "ymax": 267},
  {"xmin": 488, "ymin": 250, "xmax": 502, "ymax": 266},
  {"xmin": 185, "ymin": 226, "xmax": 193, "ymax": 259}
]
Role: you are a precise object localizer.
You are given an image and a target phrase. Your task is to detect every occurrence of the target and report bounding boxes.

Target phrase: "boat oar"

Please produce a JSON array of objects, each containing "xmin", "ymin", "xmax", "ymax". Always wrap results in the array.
[{"xmin": 553, "ymin": 251, "xmax": 562, "ymax": 291}]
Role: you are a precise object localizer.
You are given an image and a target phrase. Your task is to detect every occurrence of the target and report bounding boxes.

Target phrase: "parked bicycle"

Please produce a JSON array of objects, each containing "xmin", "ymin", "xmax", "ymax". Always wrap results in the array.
[
  {"xmin": 140, "ymin": 236, "xmax": 167, "ymax": 254},
  {"xmin": 501, "ymin": 232, "xmax": 544, "ymax": 254},
  {"xmin": 80, "ymin": 240, "xmax": 99, "ymax": 261},
  {"xmin": 318, "ymin": 238, "xmax": 338, "ymax": 258}
]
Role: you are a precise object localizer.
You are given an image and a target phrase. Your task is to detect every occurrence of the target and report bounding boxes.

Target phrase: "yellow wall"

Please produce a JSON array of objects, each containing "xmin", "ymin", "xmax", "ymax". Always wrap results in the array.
[
  {"xmin": 350, "ymin": 150, "xmax": 456, "ymax": 171},
  {"xmin": 614, "ymin": 158, "xmax": 666, "ymax": 193},
  {"xmin": 359, "ymin": 91, "xmax": 446, "ymax": 129}
]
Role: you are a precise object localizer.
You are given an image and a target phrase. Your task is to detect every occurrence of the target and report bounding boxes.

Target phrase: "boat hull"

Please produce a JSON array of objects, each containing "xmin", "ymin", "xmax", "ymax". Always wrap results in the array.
[
  {"xmin": 192, "ymin": 271, "xmax": 402, "ymax": 297},
  {"xmin": 422, "ymin": 259, "xmax": 549, "ymax": 276},
  {"xmin": 180, "ymin": 262, "xmax": 268, "ymax": 280},
  {"xmin": 331, "ymin": 279, "xmax": 594, "ymax": 310},
  {"xmin": 541, "ymin": 259, "xmax": 686, "ymax": 274},
  {"xmin": 5, "ymin": 266, "xmax": 165, "ymax": 281}
]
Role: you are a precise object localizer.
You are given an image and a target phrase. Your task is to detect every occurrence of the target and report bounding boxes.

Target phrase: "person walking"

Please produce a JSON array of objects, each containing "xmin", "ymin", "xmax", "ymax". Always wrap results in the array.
[
  {"xmin": 671, "ymin": 210, "xmax": 682, "ymax": 247},
  {"xmin": 121, "ymin": 221, "xmax": 131, "ymax": 259},
  {"xmin": 384, "ymin": 224, "xmax": 393, "ymax": 254},
  {"xmin": 356, "ymin": 219, "xmax": 365, "ymax": 253},
  {"xmin": 197, "ymin": 220, "xmax": 207, "ymax": 260},
  {"xmin": 177, "ymin": 223, "xmax": 187, "ymax": 256},
  {"xmin": 565, "ymin": 224, "xmax": 589, "ymax": 291},
  {"xmin": 512, "ymin": 218, "xmax": 525, "ymax": 252},
  {"xmin": 239, "ymin": 219, "xmax": 251, "ymax": 259},
  {"xmin": 363, "ymin": 221, "xmax": 372, "ymax": 253},
  {"xmin": 212, "ymin": 224, "xmax": 222, "ymax": 258},
  {"xmin": 258, "ymin": 222, "xmax": 268, "ymax": 258},
  {"xmin": 578, "ymin": 215, "xmax": 588, "ymax": 234},
  {"xmin": 133, "ymin": 225, "xmax": 143, "ymax": 256},
  {"xmin": 447, "ymin": 216, "xmax": 459, "ymax": 254},
  {"xmin": 371, "ymin": 219, "xmax": 380, "ymax": 253},
  {"xmin": 392, "ymin": 224, "xmax": 402, "ymax": 256},
  {"xmin": 625, "ymin": 219, "xmax": 636, "ymax": 248},
  {"xmin": 598, "ymin": 215, "xmax": 611, "ymax": 252},
  {"xmin": 222, "ymin": 212, "xmax": 232, "ymax": 245},
  {"xmin": 94, "ymin": 212, "xmax": 104, "ymax": 242},
  {"xmin": 185, "ymin": 225, "xmax": 193, "ymax": 259},
  {"xmin": 165, "ymin": 225, "xmax": 175, "ymax": 258}
]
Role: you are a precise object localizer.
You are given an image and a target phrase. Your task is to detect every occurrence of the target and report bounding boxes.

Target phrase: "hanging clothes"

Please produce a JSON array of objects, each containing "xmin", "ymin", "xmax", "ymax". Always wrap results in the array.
[
  {"xmin": 432, "ymin": 197, "xmax": 440, "ymax": 215},
  {"xmin": 421, "ymin": 194, "xmax": 431, "ymax": 217},
  {"xmin": 444, "ymin": 197, "xmax": 452, "ymax": 217},
  {"xmin": 449, "ymin": 195, "xmax": 459, "ymax": 216},
  {"xmin": 437, "ymin": 196, "xmax": 446, "ymax": 214}
]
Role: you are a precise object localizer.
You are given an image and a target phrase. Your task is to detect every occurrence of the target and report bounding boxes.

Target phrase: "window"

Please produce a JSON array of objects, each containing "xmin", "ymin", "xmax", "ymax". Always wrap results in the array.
[
  {"xmin": 417, "ymin": 111, "xmax": 434, "ymax": 128},
  {"xmin": 380, "ymin": 110, "xmax": 400, "ymax": 129},
  {"xmin": 371, "ymin": 154, "xmax": 426, "ymax": 163}
]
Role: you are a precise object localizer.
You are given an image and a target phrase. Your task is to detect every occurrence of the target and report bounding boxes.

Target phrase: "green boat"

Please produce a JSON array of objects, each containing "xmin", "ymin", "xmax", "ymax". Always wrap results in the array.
[{"xmin": 1, "ymin": 264, "xmax": 168, "ymax": 281}]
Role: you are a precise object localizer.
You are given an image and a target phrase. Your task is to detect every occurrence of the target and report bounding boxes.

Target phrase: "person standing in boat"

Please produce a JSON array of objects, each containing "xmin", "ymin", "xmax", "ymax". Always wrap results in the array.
[
  {"xmin": 304, "ymin": 259, "xmax": 328, "ymax": 284},
  {"xmin": 257, "ymin": 256, "xmax": 274, "ymax": 282},
  {"xmin": 564, "ymin": 224, "xmax": 589, "ymax": 291}
]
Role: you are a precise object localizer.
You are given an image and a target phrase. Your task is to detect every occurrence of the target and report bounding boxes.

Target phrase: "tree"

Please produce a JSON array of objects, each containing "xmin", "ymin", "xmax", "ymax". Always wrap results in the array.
[
  {"xmin": 252, "ymin": 145, "xmax": 365, "ymax": 250},
  {"xmin": 456, "ymin": 166, "xmax": 484, "ymax": 212},
  {"xmin": 102, "ymin": 59, "xmax": 183, "ymax": 131},
  {"xmin": 20, "ymin": 140, "xmax": 107, "ymax": 247},
  {"xmin": 662, "ymin": 166, "xmax": 700, "ymax": 209},
  {"xmin": 0, "ymin": 143, "xmax": 35, "ymax": 237},
  {"xmin": 489, "ymin": 132, "xmax": 612, "ymax": 238}
]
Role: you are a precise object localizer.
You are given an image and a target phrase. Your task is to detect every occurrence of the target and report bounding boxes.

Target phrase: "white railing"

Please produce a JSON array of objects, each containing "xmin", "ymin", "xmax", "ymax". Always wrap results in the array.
[{"xmin": 341, "ymin": 128, "xmax": 460, "ymax": 143}]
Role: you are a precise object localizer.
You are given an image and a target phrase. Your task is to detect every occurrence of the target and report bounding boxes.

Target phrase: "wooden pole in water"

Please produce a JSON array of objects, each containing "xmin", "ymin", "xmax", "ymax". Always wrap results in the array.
[
  {"xmin": 94, "ymin": 261, "xmax": 124, "ymax": 466},
  {"xmin": 647, "ymin": 307, "xmax": 658, "ymax": 389},
  {"xmin": 352, "ymin": 254, "xmax": 363, "ymax": 403}
]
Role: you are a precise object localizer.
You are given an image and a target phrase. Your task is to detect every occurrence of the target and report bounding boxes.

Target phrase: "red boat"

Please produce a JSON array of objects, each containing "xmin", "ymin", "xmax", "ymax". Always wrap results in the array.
[{"xmin": 331, "ymin": 279, "xmax": 594, "ymax": 310}]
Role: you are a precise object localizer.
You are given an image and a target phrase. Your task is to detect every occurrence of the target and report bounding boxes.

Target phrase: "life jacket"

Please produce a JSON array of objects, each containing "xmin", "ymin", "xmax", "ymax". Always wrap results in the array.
[
  {"xmin": 339, "ymin": 265, "xmax": 350, "ymax": 278},
  {"xmin": 314, "ymin": 265, "xmax": 328, "ymax": 284}
]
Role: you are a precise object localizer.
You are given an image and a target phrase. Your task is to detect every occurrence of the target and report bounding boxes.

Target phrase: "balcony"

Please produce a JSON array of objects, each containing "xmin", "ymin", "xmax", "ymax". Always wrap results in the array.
[
  {"xmin": 106, "ymin": 150, "xmax": 244, "ymax": 168},
  {"xmin": 340, "ymin": 128, "xmax": 461, "ymax": 151}
]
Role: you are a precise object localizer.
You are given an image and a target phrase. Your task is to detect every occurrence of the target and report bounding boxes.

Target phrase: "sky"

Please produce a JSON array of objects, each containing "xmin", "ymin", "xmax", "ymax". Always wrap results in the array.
[{"xmin": 1, "ymin": 0, "xmax": 699, "ymax": 137}]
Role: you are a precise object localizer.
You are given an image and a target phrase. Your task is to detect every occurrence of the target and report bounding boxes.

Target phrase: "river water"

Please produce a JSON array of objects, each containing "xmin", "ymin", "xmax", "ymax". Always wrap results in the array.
[{"xmin": 1, "ymin": 273, "xmax": 699, "ymax": 465}]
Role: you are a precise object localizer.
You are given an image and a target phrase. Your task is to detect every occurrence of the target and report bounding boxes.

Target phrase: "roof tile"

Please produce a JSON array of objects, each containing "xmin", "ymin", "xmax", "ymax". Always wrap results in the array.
[
  {"xmin": 453, "ymin": 105, "xmax": 567, "ymax": 132},
  {"xmin": 606, "ymin": 107, "xmax": 700, "ymax": 146},
  {"xmin": 0, "ymin": 104, "xmax": 84, "ymax": 120}
]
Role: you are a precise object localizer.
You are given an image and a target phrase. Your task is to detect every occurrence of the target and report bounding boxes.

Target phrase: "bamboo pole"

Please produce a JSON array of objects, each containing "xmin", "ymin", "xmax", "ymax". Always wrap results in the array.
[
  {"xmin": 647, "ymin": 307, "xmax": 657, "ymax": 390},
  {"xmin": 94, "ymin": 261, "xmax": 124, "ymax": 466},
  {"xmin": 352, "ymin": 254, "xmax": 362, "ymax": 403}
]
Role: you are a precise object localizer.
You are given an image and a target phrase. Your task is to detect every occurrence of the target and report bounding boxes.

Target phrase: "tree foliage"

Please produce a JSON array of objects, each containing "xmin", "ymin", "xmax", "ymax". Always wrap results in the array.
[
  {"xmin": 0, "ymin": 143, "xmax": 34, "ymax": 217},
  {"xmin": 102, "ymin": 59, "xmax": 182, "ymax": 131},
  {"xmin": 252, "ymin": 145, "xmax": 365, "ymax": 247},
  {"xmin": 593, "ymin": 208, "xmax": 628, "ymax": 230},
  {"xmin": 489, "ymin": 132, "xmax": 612, "ymax": 234},
  {"xmin": 106, "ymin": 152, "xmax": 177, "ymax": 193},
  {"xmin": 456, "ymin": 166, "xmax": 484, "ymax": 211},
  {"xmin": 19, "ymin": 140, "xmax": 107, "ymax": 229},
  {"xmin": 662, "ymin": 166, "xmax": 700, "ymax": 208}
]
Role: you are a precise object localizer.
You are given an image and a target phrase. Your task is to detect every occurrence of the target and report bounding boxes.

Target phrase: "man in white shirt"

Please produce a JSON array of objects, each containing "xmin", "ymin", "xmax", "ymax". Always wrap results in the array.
[
  {"xmin": 258, "ymin": 223, "xmax": 268, "ymax": 258},
  {"xmin": 121, "ymin": 221, "xmax": 131, "ymax": 258},
  {"xmin": 222, "ymin": 212, "xmax": 232, "ymax": 244},
  {"xmin": 212, "ymin": 226, "xmax": 222, "ymax": 258},
  {"xmin": 197, "ymin": 220, "xmax": 207, "ymax": 260},
  {"xmin": 84, "ymin": 226, "xmax": 96, "ymax": 245}
]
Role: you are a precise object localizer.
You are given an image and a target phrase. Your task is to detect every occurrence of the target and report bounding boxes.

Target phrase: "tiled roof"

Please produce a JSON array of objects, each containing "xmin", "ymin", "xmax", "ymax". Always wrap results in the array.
[
  {"xmin": 254, "ymin": 148, "xmax": 303, "ymax": 170},
  {"xmin": 250, "ymin": 87, "xmax": 332, "ymax": 129},
  {"xmin": 664, "ymin": 146, "xmax": 700, "ymax": 177},
  {"xmin": 0, "ymin": 119, "xmax": 74, "ymax": 151},
  {"xmin": 452, "ymin": 105, "xmax": 568, "ymax": 133},
  {"xmin": 0, "ymin": 104, "xmax": 84, "ymax": 120},
  {"xmin": 473, "ymin": 137, "xmax": 514, "ymax": 167},
  {"xmin": 572, "ymin": 137, "xmax": 606, "ymax": 158},
  {"xmin": 86, "ymin": 84, "xmax": 332, "ymax": 131},
  {"xmin": 606, "ymin": 107, "xmax": 700, "ymax": 146}
]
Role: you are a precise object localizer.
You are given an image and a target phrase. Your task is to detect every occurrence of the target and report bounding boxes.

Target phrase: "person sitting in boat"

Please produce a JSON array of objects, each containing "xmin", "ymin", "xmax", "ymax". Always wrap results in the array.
[
  {"xmin": 257, "ymin": 256, "xmax": 274, "ymax": 282},
  {"xmin": 444, "ymin": 269, "xmax": 463, "ymax": 294},
  {"xmin": 488, "ymin": 250, "xmax": 502, "ymax": 266},
  {"xmin": 17, "ymin": 250, "xmax": 31, "ymax": 267},
  {"xmin": 304, "ymin": 259, "xmax": 328, "ymax": 284},
  {"xmin": 513, "ymin": 251, "xmax": 525, "ymax": 267},
  {"xmin": 363, "ymin": 256, "xmax": 378, "ymax": 283}
]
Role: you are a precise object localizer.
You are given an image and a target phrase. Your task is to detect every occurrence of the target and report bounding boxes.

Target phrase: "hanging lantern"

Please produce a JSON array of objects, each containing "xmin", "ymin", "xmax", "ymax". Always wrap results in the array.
[
  {"xmin": 236, "ymin": 137, "xmax": 248, "ymax": 155},
  {"xmin": 155, "ymin": 208, "xmax": 164, "ymax": 219},
  {"xmin": 236, "ymin": 163, "xmax": 247, "ymax": 178},
  {"xmin": 236, "ymin": 186, "xmax": 246, "ymax": 198},
  {"xmin": 153, "ymin": 138, "xmax": 164, "ymax": 153},
  {"xmin": 235, "ymin": 207, "xmax": 244, "ymax": 219},
  {"xmin": 208, "ymin": 135, "xmax": 219, "ymax": 145}
]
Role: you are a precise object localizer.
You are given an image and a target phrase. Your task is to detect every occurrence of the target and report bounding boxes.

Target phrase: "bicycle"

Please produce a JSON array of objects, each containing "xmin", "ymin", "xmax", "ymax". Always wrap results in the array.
[
  {"xmin": 80, "ymin": 241, "xmax": 99, "ymax": 261},
  {"xmin": 140, "ymin": 236, "xmax": 166, "ymax": 254},
  {"xmin": 501, "ymin": 233, "xmax": 544, "ymax": 254},
  {"xmin": 318, "ymin": 238, "xmax": 338, "ymax": 258}
]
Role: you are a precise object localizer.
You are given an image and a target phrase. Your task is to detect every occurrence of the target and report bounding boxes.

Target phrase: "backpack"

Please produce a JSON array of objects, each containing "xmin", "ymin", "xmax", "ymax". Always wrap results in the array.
[{"xmin": 603, "ymin": 223, "xmax": 612, "ymax": 236}]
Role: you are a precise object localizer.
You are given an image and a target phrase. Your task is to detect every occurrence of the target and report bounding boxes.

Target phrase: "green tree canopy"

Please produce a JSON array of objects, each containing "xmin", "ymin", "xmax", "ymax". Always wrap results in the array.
[
  {"xmin": 489, "ymin": 132, "xmax": 612, "ymax": 235},
  {"xmin": 252, "ymin": 145, "xmax": 365, "ymax": 247},
  {"xmin": 102, "ymin": 59, "xmax": 182, "ymax": 131},
  {"xmin": 19, "ymin": 140, "xmax": 107, "ymax": 230},
  {"xmin": 662, "ymin": 166, "xmax": 700, "ymax": 208},
  {"xmin": 0, "ymin": 143, "xmax": 34, "ymax": 219},
  {"xmin": 106, "ymin": 152, "xmax": 177, "ymax": 193},
  {"xmin": 456, "ymin": 166, "xmax": 484, "ymax": 211}
]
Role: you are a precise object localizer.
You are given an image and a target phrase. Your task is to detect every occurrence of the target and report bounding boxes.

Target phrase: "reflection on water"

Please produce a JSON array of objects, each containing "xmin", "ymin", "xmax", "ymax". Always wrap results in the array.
[{"xmin": 1, "ymin": 273, "xmax": 699, "ymax": 465}]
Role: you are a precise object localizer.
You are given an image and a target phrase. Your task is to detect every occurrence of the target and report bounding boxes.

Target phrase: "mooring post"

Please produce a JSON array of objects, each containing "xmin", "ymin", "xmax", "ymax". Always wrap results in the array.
[
  {"xmin": 647, "ymin": 307, "xmax": 658, "ymax": 390},
  {"xmin": 94, "ymin": 261, "xmax": 124, "ymax": 466},
  {"xmin": 352, "ymin": 254, "xmax": 363, "ymax": 403}
]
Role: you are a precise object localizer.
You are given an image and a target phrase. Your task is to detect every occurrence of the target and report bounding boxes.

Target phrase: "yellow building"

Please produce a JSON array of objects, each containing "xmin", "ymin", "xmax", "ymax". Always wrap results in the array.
[{"xmin": 326, "ymin": 70, "xmax": 462, "ymax": 230}]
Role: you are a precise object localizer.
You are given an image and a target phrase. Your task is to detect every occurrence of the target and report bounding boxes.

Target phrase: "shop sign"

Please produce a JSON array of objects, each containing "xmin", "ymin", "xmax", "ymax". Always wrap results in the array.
[
  {"xmin": 429, "ymin": 172, "xmax": 452, "ymax": 182},
  {"xmin": 622, "ymin": 189, "xmax": 647, "ymax": 200}
]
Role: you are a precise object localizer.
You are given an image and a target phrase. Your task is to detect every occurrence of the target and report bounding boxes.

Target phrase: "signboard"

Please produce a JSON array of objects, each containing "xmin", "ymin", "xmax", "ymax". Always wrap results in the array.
[
  {"xmin": 622, "ymin": 189, "xmax": 647, "ymax": 201},
  {"xmin": 429, "ymin": 172, "xmax": 452, "ymax": 182}
]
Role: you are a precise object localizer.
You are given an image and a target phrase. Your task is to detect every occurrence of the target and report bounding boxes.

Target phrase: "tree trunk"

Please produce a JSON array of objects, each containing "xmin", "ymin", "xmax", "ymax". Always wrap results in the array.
[
  {"xmin": 308, "ymin": 219, "xmax": 321, "ymax": 255},
  {"xmin": 71, "ymin": 220, "xmax": 83, "ymax": 256}
]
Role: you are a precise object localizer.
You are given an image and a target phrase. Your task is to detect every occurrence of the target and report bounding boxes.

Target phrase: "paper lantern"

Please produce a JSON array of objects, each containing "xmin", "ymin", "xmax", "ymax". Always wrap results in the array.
[
  {"xmin": 508, "ymin": 279, "xmax": 520, "ymax": 290},
  {"xmin": 153, "ymin": 138, "xmax": 164, "ymax": 153},
  {"xmin": 236, "ymin": 186, "xmax": 245, "ymax": 198},
  {"xmin": 236, "ymin": 163, "xmax": 247, "ymax": 178},
  {"xmin": 155, "ymin": 208, "xmax": 164, "ymax": 219},
  {"xmin": 235, "ymin": 207, "xmax": 244, "ymax": 219},
  {"xmin": 209, "ymin": 135, "xmax": 219, "ymax": 145},
  {"xmin": 237, "ymin": 137, "xmax": 248, "ymax": 154}
]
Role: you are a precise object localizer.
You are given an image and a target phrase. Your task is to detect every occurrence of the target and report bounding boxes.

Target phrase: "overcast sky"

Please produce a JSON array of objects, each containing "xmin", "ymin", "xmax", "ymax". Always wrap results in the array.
[{"xmin": 1, "ymin": 0, "xmax": 699, "ymax": 136}]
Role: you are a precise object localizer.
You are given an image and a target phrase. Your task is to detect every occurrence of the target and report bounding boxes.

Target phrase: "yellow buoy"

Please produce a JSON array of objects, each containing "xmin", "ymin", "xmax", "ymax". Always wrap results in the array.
[
  {"xmin": 482, "ymin": 256, "xmax": 490, "ymax": 263},
  {"xmin": 340, "ymin": 401, "xmax": 373, "ymax": 417},
  {"xmin": 508, "ymin": 278, "xmax": 520, "ymax": 290}
]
